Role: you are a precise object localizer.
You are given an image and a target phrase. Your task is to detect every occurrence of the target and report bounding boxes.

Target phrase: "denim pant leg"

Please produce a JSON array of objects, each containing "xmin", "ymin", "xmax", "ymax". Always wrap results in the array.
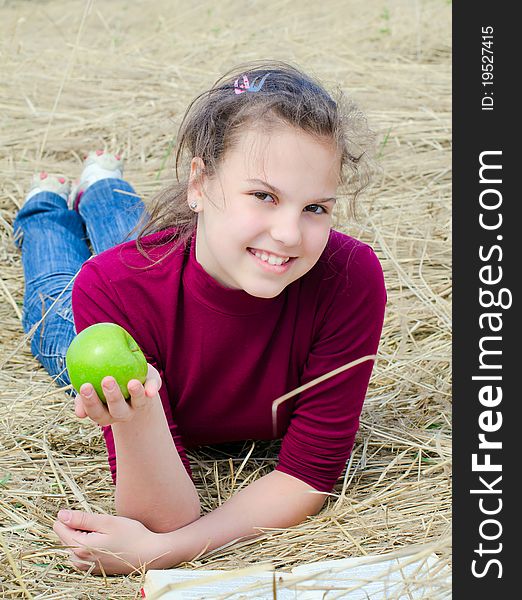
[
  {"xmin": 78, "ymin": 178, "xmax": 146, "ymax": 254},
  {"xmin": 13, "ymin": 193, "xmax": 90, "ymax": 390},
  {"xmin": 13, "ymin": 180, "xmax": 146, "ymax": 392}
]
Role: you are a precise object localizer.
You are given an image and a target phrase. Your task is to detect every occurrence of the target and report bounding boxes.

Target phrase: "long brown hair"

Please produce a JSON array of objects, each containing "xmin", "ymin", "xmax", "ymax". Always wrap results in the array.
[{"xmin": 130, "ymin": 59, "xmax": 375, "ymax": 265}]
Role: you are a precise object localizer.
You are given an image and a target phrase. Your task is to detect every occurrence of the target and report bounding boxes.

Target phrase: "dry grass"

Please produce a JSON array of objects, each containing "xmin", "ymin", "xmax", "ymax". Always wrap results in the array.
[{"xmin": 0, "ymin": 0, "xmax": 451, "ymax": 597}]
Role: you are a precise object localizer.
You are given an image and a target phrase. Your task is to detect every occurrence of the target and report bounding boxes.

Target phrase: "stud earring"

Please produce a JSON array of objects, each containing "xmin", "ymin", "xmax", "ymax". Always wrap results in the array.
[{"xmin": 189, "ymin": 201, "xmax": 197, "ymax": 210}]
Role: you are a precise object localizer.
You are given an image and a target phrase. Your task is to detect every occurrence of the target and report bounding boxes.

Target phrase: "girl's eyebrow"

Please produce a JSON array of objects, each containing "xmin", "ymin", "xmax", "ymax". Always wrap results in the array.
[{"xmin": 245, "ymin": 178, "xmax": 337, "ymax": 204}]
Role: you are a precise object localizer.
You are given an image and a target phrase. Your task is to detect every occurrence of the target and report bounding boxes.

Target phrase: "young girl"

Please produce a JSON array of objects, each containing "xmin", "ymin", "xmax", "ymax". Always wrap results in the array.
[{"xmin": 13, "ymin": 60, "xmax": 387, "ymax": 575}]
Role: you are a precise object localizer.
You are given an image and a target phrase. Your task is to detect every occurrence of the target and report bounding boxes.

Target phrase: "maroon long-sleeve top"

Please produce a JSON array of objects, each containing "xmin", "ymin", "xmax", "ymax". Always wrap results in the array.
[{"xmin": 71, "ymin": 227, "xmax": 386, "ymax": 493}]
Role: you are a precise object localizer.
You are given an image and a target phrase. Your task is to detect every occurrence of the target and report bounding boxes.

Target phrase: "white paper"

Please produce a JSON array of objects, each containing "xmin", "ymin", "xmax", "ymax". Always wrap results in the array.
[
  {"xmin": 143, "ymin": 568, "xmax": 297, "ymax": 599},
  {"xmin": 143, "ymin": 553, "xmax": 451, "ymax": 600},
  {"xmin": 288, "ymin": 553, "xmax": 451, "ymax": 599}
]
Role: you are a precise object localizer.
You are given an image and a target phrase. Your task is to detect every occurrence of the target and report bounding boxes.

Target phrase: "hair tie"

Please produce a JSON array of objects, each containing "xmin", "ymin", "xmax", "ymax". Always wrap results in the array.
[{"xmin": 234, "ymin": 72, "xmax": 270, "ymax": 94}]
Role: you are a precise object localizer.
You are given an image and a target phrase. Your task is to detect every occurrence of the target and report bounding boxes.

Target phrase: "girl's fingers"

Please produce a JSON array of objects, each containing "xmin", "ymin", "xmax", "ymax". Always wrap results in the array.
[
  {"xmin": 57, "ymin": 509, "xmax": 114, "ymax": 533},
  {"xmin": 146, "ymin": 363, "xmax": 162, "ymax": 392},
  {"xmin": 70, "ymin": 554, "xmax": 97, "ymax": 572},
  {"xmin": 80, "ymin": 384, "xmax": 112, "ymax": 426},
  {"xmin": 55, "ymin": 528, "xmax": 98, "ymax": 571},
  {"xmin": 127, "ymin": 379, "xmax": 148, "ymax": 409},
  {"xmin": 53, "ymin": 511, "xmax": 120, "ymax": 572},
  {"xmin": 144, "ymin": 376, "xmax": 159, "ymax": 398},
  {"xmin": 74, "ymin": 394, "xmax": 88, "ymax": 419},
  {"xmin": 54, "ymin": 519, "xmax": 82, "ymax": 545},
  {"xmin": 77, "ymin": 368, "xmax": 162, "ymax": 424},
  {"xmin": 53, "ymin": 520, "xmax": 96, "ymax": 558},
  {"xmin": 101, "ymin": 377, "xmax": 132, "ymax": 421}
]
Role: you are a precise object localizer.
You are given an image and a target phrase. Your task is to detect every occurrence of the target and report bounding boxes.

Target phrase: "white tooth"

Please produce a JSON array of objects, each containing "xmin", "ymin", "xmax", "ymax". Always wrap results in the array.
[{"xmin": 251, "ymin": 249, "xmax": 290, "ymax": 265}]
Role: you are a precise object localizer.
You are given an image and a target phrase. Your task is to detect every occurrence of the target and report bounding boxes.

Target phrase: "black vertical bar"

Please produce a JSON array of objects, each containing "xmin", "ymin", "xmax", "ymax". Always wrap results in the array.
[{"xmin": 453, "ymin": 4, "xmax": 515, "ymax": 597}]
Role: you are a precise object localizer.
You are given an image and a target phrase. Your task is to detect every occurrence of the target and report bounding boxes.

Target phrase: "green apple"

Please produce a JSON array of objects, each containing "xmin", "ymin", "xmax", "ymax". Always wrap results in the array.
[{"xmin": 65, "ymin": 322, "xmax": 148, "ymax": 403}]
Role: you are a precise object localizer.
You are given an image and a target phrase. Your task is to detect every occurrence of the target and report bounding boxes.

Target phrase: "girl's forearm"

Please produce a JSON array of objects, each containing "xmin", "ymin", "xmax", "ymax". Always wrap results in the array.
[
  {"xmin": 163, "ymin": 470, "xmax": 327, "ymax": 564},
  {"xmin": 111, "ymin": 395, "xmax": 200, "ymax": 533}
]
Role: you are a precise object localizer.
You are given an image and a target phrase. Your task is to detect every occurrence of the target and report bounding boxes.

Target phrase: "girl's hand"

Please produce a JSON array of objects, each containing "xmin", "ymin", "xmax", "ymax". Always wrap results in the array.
[
  {"xmin": 74, "ymin": 363, "xmax": 162, "ymax": 427},
  {"xmin": 53, "ymin": 510, "xmax": 176, "ymax": 575}
]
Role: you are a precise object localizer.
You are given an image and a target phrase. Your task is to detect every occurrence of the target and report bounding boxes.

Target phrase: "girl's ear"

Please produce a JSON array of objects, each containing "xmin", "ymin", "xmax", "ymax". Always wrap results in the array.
[{"xmin": 187, "ymin": 157, "xmax": 206, "ymax": 212}]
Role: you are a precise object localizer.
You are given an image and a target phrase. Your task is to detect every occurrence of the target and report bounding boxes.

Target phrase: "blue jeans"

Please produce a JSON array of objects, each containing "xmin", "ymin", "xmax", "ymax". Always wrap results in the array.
[{"xmin": 13, "ymin": 178, "xmax": 145, "ymax": 393}]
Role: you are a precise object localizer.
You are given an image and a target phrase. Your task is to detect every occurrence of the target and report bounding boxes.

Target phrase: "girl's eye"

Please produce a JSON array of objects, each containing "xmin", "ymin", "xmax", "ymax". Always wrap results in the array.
[
  {"xmin": 305, "ymin": 204, "xmax": 328, "ymax": 215},
  {"xmin": 252, "ymin": 193, "xmax": 328, "ymax": 215},
  {"xmin": 253, "ymin": 192, "xmax": 275, "ymax": 203}
]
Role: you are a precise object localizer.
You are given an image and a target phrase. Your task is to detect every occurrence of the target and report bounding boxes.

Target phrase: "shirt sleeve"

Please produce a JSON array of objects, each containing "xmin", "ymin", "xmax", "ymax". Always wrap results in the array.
[
  {"xmin": 70, "ymin": 258, "xmax": 193, "ymax": 484},
  {"xmin": 275, "ymin": 245, "xmax": 387, "ymax": 493}
]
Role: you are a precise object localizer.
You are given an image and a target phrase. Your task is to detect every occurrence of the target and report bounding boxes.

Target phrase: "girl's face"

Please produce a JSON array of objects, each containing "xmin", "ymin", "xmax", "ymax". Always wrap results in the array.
[{"xmin": 189, "ymin": 124, "xmax": 341, "ymax": 298}]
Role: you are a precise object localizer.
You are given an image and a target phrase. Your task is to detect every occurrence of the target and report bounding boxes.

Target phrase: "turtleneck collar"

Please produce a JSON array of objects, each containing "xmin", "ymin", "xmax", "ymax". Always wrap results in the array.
[{"xmin": 183, "ymin": 229, "xmax": 285, "ymax": 316}]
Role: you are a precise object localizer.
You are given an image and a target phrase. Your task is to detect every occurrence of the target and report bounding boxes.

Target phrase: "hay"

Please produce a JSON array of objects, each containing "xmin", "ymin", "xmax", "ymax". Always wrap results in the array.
[{"xmin": 0, "ymin": 0, "xmax": 451, "ymax": 597}]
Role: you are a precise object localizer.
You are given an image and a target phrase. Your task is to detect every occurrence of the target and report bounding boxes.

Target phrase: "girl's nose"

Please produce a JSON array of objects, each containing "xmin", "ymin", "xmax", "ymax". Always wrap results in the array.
[{"xmin": 269, "ymin": 209, "xmax": 302, "ymax": 248}]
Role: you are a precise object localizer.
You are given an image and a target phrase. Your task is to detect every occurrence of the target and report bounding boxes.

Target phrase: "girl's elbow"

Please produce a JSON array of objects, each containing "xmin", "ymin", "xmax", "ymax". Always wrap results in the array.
[
  {"xmin": 116, "ymin": 498, "xmax": 201, "ymax": 533},
  {"xmin": 151, "ymin": 504, "xmax": 201, "ymax": 533}
]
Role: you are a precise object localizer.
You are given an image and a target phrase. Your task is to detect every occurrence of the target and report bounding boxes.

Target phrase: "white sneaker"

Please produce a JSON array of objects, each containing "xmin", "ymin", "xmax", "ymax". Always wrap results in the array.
[{"xmin": 69, "ymin": 150, "xmax": 124, "ymax": 211}]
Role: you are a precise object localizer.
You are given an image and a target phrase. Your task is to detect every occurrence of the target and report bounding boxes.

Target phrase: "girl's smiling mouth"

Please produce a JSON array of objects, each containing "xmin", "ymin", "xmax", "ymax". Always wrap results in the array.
[{"xmin": 247, "ymin": 248, "xmax": 297, "ymax": 271}]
